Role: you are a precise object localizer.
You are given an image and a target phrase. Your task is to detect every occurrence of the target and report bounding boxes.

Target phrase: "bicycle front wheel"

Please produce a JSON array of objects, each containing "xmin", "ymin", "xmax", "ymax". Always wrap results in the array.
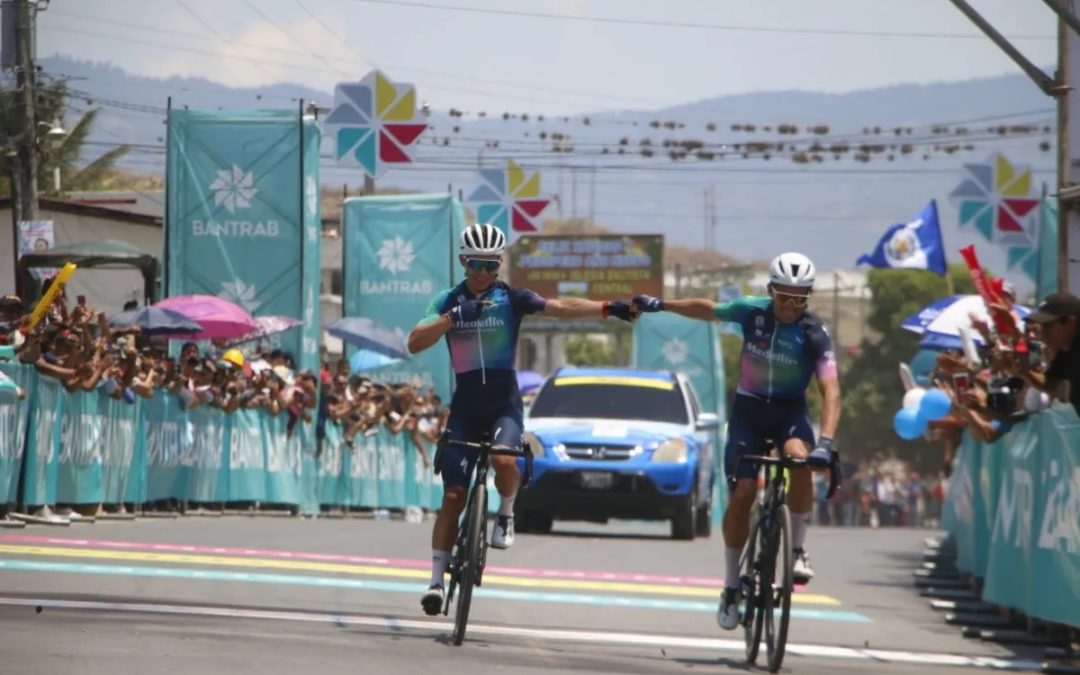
[
  {"xmin": 765, "ymin": 503, "xmax": 793, "ymax": 673},
  {"xmin": 743, "ymin": 503, "xmax": 764, "ymax": 664},
  {"xmin": 452, "ymin": 484, "xmax": 487, "ymax": 646}
]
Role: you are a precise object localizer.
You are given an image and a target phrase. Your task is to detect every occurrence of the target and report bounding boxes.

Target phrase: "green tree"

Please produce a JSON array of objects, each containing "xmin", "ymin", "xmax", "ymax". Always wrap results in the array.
[
  {"xmin": 838, "ymin": 264, "xmax": 974, "ymax": 469},
  {"xmin": 565, "ymin": 335, "xmax": 616, "ymax": 366},
  {"xmin": 0, "ymin": 80, "xmax": 131, "ymax": 197}
]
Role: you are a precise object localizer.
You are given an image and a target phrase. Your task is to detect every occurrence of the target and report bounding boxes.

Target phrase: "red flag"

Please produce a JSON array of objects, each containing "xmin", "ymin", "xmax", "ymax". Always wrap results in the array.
[{"xmin": 958, "ymin": 245, "xmax": 1016, "ymax": 336}]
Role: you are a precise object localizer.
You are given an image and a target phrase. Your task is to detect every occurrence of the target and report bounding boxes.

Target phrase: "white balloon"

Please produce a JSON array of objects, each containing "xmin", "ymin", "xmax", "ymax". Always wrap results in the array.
[
  {"xmin": 1024, "ymin": 387, "xmax": 1050, "ymax": 413},
  {"xmin": 903, "ymin": 387, "xmax": 927, "ymax": 410}
]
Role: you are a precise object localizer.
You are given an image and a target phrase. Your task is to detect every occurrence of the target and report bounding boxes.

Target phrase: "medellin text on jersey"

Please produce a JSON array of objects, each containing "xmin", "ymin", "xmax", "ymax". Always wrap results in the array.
[
  {"xmin": 713, "ymin": 296, "xmax": 837, "ymax": 400},
  {"xmin": 419, "ymin": 281, "xmax": 547, "ymax": 374}
]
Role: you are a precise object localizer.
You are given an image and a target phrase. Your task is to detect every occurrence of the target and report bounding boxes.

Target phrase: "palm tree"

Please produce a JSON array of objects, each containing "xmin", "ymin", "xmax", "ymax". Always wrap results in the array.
[{"xmin": 0, "ymin": 79, "xmax": 131, "ymax": 197}]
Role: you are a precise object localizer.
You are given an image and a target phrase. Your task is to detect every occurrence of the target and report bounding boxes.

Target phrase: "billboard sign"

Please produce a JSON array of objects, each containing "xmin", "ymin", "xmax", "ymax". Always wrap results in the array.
[{"xmin": 509, "ymin": 234, "xmax": 663, "ymax": 302}]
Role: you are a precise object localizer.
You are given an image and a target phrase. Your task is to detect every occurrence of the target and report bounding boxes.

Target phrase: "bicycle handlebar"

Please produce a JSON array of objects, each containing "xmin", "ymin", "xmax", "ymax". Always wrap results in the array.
[
  {"xmin": 736, "ymin": 454, "xmax": 809, "ymax": 469},
  {"xmin": 737, "ymin": 453, "xmax": 841, "ymax": 499},
  {"xmin": 445, "ymin": 439, "xmax": 531, "ymax": 457},
  {"xmin": 439, "ymin": 437, "xmax": 535, "ymax": 488}
]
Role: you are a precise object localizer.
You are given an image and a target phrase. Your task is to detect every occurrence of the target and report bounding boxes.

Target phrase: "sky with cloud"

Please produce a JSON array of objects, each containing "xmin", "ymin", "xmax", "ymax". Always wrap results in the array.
[{"xmin": 39, "ymin": 0, "xmax": 1057, "ymax": 115}]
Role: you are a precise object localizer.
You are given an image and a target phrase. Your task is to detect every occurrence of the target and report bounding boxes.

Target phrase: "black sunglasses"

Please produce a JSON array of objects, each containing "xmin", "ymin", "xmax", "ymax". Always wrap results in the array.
[{"xmin": 465, "ymin": 258, "xmax": 500, "ymax": 272}]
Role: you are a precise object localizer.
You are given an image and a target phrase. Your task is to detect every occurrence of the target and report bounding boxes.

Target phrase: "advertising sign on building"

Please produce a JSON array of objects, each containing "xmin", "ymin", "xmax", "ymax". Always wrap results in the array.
[{"xmin": 509, "ymin": 234, "xmax": 663, "ymax": 302}]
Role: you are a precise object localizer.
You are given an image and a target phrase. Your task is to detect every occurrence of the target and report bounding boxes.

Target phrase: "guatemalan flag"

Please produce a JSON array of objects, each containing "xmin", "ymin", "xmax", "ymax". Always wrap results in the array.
[{"xmin": 856, "ymin": 200, "xmax": 947, "ymax": 276}]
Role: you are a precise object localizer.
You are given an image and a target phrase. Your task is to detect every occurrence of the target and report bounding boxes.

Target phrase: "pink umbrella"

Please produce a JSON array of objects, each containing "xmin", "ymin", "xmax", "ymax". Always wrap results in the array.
[
  {"xmin": 154, "ymin": 295, "xmax": 258, "ymax": 340},
  {"xmin": 224, "ymin": 315, "xmax": 304, "ymax": 347}
]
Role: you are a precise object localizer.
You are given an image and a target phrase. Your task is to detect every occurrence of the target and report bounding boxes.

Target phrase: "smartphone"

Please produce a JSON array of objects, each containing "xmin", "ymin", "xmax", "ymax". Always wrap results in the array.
[
  {"xmin": 77, "ymin": 295, "xmax": 86, "ymax": 306},
  {"xmin": 953, "ymin": 372, "xmax": 971, "ymax": 398}
]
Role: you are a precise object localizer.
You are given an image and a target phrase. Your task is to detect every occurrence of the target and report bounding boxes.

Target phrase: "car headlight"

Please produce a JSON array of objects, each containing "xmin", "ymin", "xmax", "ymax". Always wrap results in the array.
[
  {"xmin": 522, "ymin": 431, "xmax": 545, "ymax": 457},
  {"xmin": 652, "ymin": 438, "xmax": 689, "ymax": 463}
]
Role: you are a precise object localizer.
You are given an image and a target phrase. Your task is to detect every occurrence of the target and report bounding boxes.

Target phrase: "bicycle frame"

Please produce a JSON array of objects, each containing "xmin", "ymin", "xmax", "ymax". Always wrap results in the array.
[
  {"xmin": 436, "ymin": 435, "xmax": 533, "ymax": 645},
  {"xmin": 737, "ymin": 450, "xmax": 805, "ymax": 672}
]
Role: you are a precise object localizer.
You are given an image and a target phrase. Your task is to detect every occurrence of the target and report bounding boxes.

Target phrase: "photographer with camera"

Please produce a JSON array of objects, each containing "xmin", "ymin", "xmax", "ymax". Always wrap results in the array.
[{"xmin": 1021, "ymin": 293, "xmax": 1080, "ymax": 415}]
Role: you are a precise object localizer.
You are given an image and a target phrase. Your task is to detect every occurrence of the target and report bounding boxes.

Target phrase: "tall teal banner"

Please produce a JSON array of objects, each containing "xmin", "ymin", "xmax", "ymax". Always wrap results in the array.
[
  {"xmin": 0, "ymin": 362, "xmax": 32, "ymax": 503},
  {"xmin": 942, "ymin": 405, "xmax": 1080, "ymax": 629},
  {"xmin": 342, "ymin": 194, "xmax": 465, "ymax": 402},
  {"xmin": 633, "ymin": 313, "xmax": 727, "ymax": 514},
  {"xmin": 1037, "ymin": 196, "xmax": 1058, "ymax": 301},
  {"xmin": 166, "ymin": 109, "xmax": 321, "ymax": 369}
]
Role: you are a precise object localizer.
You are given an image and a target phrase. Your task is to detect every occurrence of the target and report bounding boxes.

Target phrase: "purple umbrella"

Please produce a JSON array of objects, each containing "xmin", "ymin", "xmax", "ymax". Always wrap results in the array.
[
  {"xmin": 225, "ymin": 315, "xmax": 304, "ymax": 347},
  {"xmin": 154, "ymin": 295, "xmax": 258, "ymax": 340}
]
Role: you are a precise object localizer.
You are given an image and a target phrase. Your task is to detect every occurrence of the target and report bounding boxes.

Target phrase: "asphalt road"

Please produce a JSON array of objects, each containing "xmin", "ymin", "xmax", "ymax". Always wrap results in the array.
[{"xmin": 0, "ymin": 516, "xmax": 1045, "ymax": 674}]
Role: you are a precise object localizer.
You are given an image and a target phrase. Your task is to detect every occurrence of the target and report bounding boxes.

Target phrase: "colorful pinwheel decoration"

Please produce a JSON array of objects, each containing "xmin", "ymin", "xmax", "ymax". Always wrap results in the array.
[
  {"xmin": 949, "ymin": 154, "xmax": 1041, "ymax": 280},
  {"xmin": 324, "ymin": 70, "xmax": 427, "ymax": 178},
  {"xmin": 466, "ymin": 160, "xmax": 550, "ymax": 237}
]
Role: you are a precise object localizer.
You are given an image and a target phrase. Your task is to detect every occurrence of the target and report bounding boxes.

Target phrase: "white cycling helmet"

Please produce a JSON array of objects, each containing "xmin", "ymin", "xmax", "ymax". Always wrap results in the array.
[
  {"xmin": 769, "ymin": 252, "xmax": 816, "ymax": 289},
  {"xmin": 459, "ymin": 223, "xmax": 506, "ymax": 257}
]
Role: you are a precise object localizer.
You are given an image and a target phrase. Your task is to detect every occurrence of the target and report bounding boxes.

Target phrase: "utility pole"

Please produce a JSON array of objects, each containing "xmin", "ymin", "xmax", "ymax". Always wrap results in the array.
[
  {"xmin": 13, "ymin": 0, "xmax": 37, "ymax": 222},
  {"xmin": 703, "ymin": 189, "xmax": 709, "ymax": 251},
  {"xmin": 588, "ymin": 166, "xmax": 595, "ymax": 223}
]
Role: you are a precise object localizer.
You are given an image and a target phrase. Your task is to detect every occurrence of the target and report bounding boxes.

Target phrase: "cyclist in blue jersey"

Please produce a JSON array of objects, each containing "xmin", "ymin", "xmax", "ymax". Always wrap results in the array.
[
  {"xmin": 632, "ymin": 252, "xmax": 842, "ymax": 631},
  {"xmin": 408, "ymin": 223, "xmax": 636, "ymax": 615}
]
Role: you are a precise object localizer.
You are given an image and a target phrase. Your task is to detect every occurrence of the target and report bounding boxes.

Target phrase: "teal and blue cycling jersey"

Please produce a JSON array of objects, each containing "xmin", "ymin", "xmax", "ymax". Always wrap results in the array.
[
  {"xmin": 714, "ymin": 296, "xmax": 837, "ymax": 401},
  {"xmin": 419, "ymin": 280, "xmax": 547, "ymax": 388}
]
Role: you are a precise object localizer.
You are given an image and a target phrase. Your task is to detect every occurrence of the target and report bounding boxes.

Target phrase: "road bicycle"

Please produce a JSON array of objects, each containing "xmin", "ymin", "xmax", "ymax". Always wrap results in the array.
[
  {"xmin": 736, "ymin": 447, "xmax": 808, "ymax": 673},
  {"xmin": 437, "ymin": 434, "xmax": 532, "ymax": 645}
]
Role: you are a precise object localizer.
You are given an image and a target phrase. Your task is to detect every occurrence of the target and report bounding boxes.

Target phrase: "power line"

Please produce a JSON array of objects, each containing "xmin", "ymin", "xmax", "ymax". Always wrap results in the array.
[
  {"xmin": 344, "ymin": 0, "xmax": 1056, "ymax": 40},
  {"xmin": 175, "ymin": 0, "xmax": 282, "ymax": 82},
  {"xmin": 238, "ymin": 0, "xmax": 351, "ymax": 78}
]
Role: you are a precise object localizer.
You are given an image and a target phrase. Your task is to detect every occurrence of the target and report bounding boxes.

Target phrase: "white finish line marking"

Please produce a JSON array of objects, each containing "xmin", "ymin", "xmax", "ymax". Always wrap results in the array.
[{"xmin": 0, "ymin": 596, "xmax": 1041, "ymax": 671}]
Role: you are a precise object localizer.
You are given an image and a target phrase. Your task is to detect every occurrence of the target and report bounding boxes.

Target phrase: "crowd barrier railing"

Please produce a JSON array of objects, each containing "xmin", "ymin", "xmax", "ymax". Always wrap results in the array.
[
  {"xmin": 0, "ymin": 363, "xmax": 442, "ymax": 516},
  {"xmin": 939, "ymin": 402, "xmax": 1080, "ymax": 630}
]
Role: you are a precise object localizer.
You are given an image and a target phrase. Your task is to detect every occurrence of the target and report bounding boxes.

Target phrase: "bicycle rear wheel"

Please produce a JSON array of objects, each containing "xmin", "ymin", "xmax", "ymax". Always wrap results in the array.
[
  {"xmin": 452, "ymin": 484, "xmax": 487, "ymax": 646},
  {"xmin": 765, "ymin": 503, "xmax": 793, "ymax": 673},
  {"xmin": 743, "ymin": 504, "xmax": 764, "ymax": 664}
]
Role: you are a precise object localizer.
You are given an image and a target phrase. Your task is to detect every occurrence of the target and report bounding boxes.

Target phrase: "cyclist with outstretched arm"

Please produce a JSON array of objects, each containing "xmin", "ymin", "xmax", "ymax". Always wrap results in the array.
[
  {"xmin": 632, "ymin": 252, "xmax": 842, "ymax": 630},
  {"xmin": 407, "ymin": 223, "xmax": 635, "ymax": 616}
]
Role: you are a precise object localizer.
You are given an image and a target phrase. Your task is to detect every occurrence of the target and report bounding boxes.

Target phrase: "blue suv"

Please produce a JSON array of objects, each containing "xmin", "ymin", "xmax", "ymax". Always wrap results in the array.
[{"xmin": 516, "ymin": 367, "xmax": 719, "ymax": 540}]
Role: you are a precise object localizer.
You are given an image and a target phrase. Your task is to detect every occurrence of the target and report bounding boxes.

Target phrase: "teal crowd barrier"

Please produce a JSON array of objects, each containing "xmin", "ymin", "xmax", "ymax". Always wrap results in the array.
[
  {"xmin": 0, "ymin": 363, "xmax": 440, "ymax": 514},
  {"xmin": 941, "ymin": 403, "xmax": 1080, "ymax": 629}
]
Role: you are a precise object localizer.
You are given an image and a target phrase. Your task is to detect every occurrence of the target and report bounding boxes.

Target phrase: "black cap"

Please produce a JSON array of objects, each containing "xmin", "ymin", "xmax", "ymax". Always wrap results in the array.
[{"xmin": 1028, "ymin": 292, "xmax": 1080, "ymax": 323}]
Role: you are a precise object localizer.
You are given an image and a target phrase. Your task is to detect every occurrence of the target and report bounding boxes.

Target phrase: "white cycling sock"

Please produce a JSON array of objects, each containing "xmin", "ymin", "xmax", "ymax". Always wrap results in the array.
[
  {"xmin": 430, "ymin": 549, "xmax": 450, "ymax": 587},
  {"xmin": 498, "ymin": 494, "xmax": 515, "ymax": 517},
  {"xmin": 724, "ymin": 547, "xmax": 743, "ymax": 589},
  {"xmin": 790, "ymin": 510, "xmax": 810, "ymax": 551}
]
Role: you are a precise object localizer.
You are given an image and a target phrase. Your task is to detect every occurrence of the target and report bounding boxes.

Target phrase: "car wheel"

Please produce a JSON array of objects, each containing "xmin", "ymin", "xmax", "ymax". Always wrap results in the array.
[
  {"xmin": 529, "ymin": 511, "xmax": 554, "ymax": 534},
  {"xmin": 695, "ymin": 502, "xmax": 712, "ymax": 538},
  {"xmin": 671, "ymin": 493, "xmax": 696, "ymax": 541},
  {"xmin": 518, "ymin": 510, "xmax": 553, "ymax": 535}
]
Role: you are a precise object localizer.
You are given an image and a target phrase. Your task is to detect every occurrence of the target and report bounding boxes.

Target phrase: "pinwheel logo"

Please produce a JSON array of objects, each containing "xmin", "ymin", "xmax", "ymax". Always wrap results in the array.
[
  {"xmin": 219, "ymin": 280, "xmax": 260, "ymax": 314},
  {"xmin": 210, "ymin": 165, "xmax": 257, "ymax": 213},
  {"xmin": 662, "ymin": 338, "xmax": 689, "ymax": 365},
  {"xmin": 466, "ymin": 159, "xmax": 551, "ymax": 235},
  {"xmin": 324, "ymin": 71, "xmax": 428, "ymax": 178},
  {"xmin": 949, "ymin": 154, "xmax": 1040, "ymax": 279}
]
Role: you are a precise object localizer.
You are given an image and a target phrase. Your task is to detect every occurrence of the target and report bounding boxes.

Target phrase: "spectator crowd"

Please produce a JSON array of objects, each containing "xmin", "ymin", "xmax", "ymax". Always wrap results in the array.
[
  {"xmin": 0, "ymin": 277, "xmax": 450, "ymax": 456},
  {"xmin": 921, "ymin": 285, "xmax": 1080, "ymax": 476}
]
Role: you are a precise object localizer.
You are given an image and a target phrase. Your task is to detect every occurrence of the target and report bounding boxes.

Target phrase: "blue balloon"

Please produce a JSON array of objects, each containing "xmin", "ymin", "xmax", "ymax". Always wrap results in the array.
[
  {"xmin": 919, "ymin": 388, "xmax": 953, "ymax": 421},
  {"xmin": 893, "ymin": 407, "xmax": 926, "ymax": 441}
]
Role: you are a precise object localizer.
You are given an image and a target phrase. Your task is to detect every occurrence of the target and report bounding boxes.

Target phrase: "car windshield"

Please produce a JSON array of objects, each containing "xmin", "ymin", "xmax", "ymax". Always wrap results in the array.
[{"xmin": 528, "ymin": 375, "xmax": 688, "ymax": 425}]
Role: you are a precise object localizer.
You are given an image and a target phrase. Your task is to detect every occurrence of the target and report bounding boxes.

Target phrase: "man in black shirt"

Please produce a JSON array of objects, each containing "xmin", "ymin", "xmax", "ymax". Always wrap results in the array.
[{"xmin": 1025, "ymin": 292, "xmax": 1080, "ymax": 414}]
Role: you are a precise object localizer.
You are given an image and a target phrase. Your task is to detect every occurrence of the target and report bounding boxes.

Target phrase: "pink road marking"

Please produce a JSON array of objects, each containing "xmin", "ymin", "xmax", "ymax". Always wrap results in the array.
[{"xmin": 0, "ymin": 534, "xmax": 809, "ymax": 591}]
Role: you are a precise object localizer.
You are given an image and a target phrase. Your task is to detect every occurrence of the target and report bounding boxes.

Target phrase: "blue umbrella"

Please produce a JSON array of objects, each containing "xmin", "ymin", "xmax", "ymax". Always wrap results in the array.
[
  {"xmin": 327, "ymin": 317, "xmax": 409, "ymax": 359},
  {"xmin": 516, "ymin": 370, "xmax": 545, "ymax": 392},
  {"xmin": 350, "ymin": 349, "xmax": 403, "ymax": 373},
  {"xmin": 900, "ymin": 295, "xmax": 962, "ymax": 334},
  {"xmin": 108, "ymin": 306, "xmax": 203, "ymax": 336},
  {"xmin": 902, "ymin": 295, "xmax": 1030, "ymax": 338}
]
